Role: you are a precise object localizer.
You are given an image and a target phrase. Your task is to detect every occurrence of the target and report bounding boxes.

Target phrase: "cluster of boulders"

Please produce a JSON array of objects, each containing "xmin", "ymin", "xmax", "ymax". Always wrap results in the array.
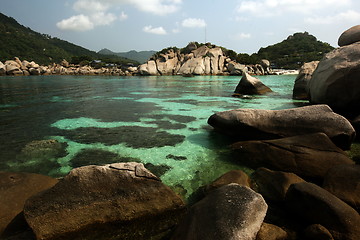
[
  {"xmin": 138, "ymin": 43, "xmax": 272, "ymax": 76},
  {"xmin": 207, "ymin": 104, "xmax": 360, "ymax": 240},
  {"xmin": 293, "ymin": 25, "xmax": 360, "ymax": 118},
  {"xmin": 0, "ymin": 58, "xmax": 139, "ymax": 76}
]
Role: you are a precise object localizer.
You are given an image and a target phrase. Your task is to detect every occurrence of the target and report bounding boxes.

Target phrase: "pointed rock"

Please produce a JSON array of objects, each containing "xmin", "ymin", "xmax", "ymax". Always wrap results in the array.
[{"xmin": 234, "ymin": 72, "xmax": 272, "ymax": 95}]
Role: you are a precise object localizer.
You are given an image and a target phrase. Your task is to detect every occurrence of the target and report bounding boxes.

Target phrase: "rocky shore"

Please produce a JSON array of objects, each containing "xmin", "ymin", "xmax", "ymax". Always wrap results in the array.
[
  {"xmin": 0, "ymin": 43, "xmax": 275, "ymax": 77},
  {"xmin": 1, "ymin": 26, "xmax": 360, "ymax": 240}
]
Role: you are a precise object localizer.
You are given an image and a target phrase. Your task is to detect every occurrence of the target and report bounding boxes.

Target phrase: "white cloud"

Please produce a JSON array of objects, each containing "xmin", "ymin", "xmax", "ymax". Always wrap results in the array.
[
  {"xmin": 73, "ymin": 0, "xmax": 109, "ymax": 13},
  {"xmin": 232, "ymin": 33, "xmax": 252, "ymax": 40},
  {"xmin": 119, "ymin": 11, "xmax": 128, "ymax": 21},
  {"xmin": 129, "ymin": 0, "xmax": 182, "ymax": 16},
  {"xmin": 143, "ymin": 25, "xmax": 167, "ymax": 35},
  {"xmin": 56, "ymin": 14, "xmax": 94, "ymax": 31},
  {"xmin": 237, "ymin": 0, "xmax": 351, "ymax": 16},
  {"xmin": 305, "ymin": 10, "xmax": 360, "ymax": 24},
  {"xmin": 181, "ymin": 18, "xmax": 206, "ymax": 28},
  {"xmin": 91, "ymin": 12, "xmax": 117, "ymax": 26}
]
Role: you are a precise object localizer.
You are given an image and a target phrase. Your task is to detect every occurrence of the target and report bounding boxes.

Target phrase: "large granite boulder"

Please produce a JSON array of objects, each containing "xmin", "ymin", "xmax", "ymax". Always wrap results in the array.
[
  {"xmin": 0, "ymin": 172, "xmax": 58, "ymax": 236},
  {"xmin": 234, "ymin": 72, "xmax": 273, "ymax": 95},
  {"xmin": 338, "ymin": 25, "xmax": 360, "ymax": 47},
  {"xmin": 292, "ymin": 61, "xmax": 319, "ymax": 100},
  {"xmin": 231, "ymin": 133, "xmax": 354, "ymax": 180},
  {"xmin": 23, "ymin": 163, "xmax": 186, "ymax": 240},
  {"xmin": 226, "ymin": 61, "xmax": 246, "ymax": 75},
  {"xmin": 138, "ymin": 60, "xmax": 159, "ymax": 75},
  {"xmin": 171, "ymin": 184, "xmax": 267, "ymax": 240},
  {"xmin": 208, "ymin": 105, "xmax": 355, "ymax": 149},
  {"xmin": 0, "ymin": 61, "xmax": 5, "ymax": 75},
  {"xmin": 323, "ymin": 164, "xmax": 360, "ymax": 212},
  {"xmin": 251, "ymin": 168, "xmax": 305, "ymax": 202},
  {"xmin": 208, "ymin": 104, "xmax": 356, "ymax": 150},
  {"xmin": 309, "ymin": 42, "xmax": 360, "ymax": 116},
  {"xmin": 285, "ymin": 182, "xmax": 360, "ymax": 240},
  {"xmin": 260, "ymin": 59, "xmax": 271, "ymax": 74}
]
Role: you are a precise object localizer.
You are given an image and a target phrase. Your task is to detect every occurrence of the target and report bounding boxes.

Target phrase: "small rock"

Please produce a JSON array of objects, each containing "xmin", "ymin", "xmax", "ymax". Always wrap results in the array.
[
  {"xmin": 303, "ymin": 224, "xmax": 334, "ymax": 240},
  {"xmin": 234, "ymin": 72, "xmax": 272, "ymax": 95},
  {"xmin": 256, "ymin": 222, "xmax": 288, "ymax": 240}
]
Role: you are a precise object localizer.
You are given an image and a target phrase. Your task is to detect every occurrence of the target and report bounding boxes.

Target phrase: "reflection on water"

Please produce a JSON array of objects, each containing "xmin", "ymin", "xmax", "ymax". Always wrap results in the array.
[{"xmin": 0, "ymin": 75, "xmax": 302, "ymax": 198}]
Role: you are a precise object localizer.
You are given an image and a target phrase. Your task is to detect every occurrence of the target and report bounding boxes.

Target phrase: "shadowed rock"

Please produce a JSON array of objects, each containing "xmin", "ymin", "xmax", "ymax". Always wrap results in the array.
[
  {"xmin": 285, "ymin": 182, "xmax": 360, "ymax": 240},
  {"xmin": 231, "ymin": 133, "xmax": 354, "ymax": 180},
  {"xmin": 292, "ymin": 61, "xmax": 319, "ymax": 100},
  {"xmin": 23, "ymin": 163, "xmax": 186, "ymax": 240},
  {"xmin": 171, "ymin": 184, "xmax": 267, "ymax": 240},
  {"xmin": 0, "ymin": 172, "xmax": 58, "ymax": 236}
]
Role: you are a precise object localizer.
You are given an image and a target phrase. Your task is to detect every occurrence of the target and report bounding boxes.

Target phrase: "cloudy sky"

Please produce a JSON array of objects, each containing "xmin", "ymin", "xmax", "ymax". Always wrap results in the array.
[{"xmin": 2, "ymin": 0, "xmax": 360, "ymax": 54}]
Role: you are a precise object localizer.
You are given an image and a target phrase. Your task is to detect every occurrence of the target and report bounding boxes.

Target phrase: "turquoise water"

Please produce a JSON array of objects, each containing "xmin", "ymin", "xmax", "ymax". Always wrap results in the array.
[{"xmin": 0, "ymin": 75, "xmax": 303, "ymax": 198}]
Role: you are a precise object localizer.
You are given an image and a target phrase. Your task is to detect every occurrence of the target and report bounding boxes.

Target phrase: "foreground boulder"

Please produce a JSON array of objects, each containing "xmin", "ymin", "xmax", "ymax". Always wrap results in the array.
[
  {"xmin": 23, "ymin": 163, "xmax": 186, "ymax": 240},
  {"xmin": 231, "ymin": 133, "xmax": 354, "ymax": 180},
  {"xmin": 338, "ymin": 25, "xmax": 360, "ymax": 47},
  {"xmin": 292, "ymin": 61, "xmax": 319, "ymax": 100},
  {"xmin": 171, "ymin": 184, "xmax": 267, "ymax": 240},
  {"xmin": 0, "ymin": 172, "xmax": 58, "ymax": 236},
  {"xmin": 234, "ymin": 72, "xmax": 273, "ymax": 95},
  {"xmin": 309, "ymin": 42, "xmax": 360, "ymax": 116},
  {"xmin": 285, "ymin": 182, "xmax": 360, "ymax": 240},
  {"xmin": 208, "ymin": 104, "xmax": 355, "ymax": 150},
  {"xmin": 323, "ymin": 164, "xmax": 360, "ymax": 212}
]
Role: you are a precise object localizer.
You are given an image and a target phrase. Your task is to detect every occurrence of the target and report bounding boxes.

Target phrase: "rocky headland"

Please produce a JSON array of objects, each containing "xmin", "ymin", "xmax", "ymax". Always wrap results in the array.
[
  {"xmin": 0, "ymin": 43, "xmax": 273, "ymax": 77},
  {"xmin": 2, "ymin": 26, "xmax": 360, "ymax": 240}
]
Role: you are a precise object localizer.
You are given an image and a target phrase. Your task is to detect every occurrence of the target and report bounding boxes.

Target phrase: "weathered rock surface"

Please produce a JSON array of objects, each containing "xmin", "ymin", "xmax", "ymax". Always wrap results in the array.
[
  {"xmin": 231, "ymin": 133, "xmax": 354, "ymax": 180},
  {"xmin": 303, "ymin": 224, "xmax": 334, "ymax": 240},
  {"xmin": 0, "ymin": 61, "xmax": 5, "ymax": 75},
  {"xmin": 0, "ymin": 172, "xmax": 58, "ymax": 235},
  {"xmin": 309, "ymin": 42, "xmax": 360, "ymax": 116},
  {"xmin": 171, "ymin": 184, "xmax": 267, "ymax": 240},
  {"xmin": 208, "ymin": 104, "xmax": 356, "ymax": 150},
  {"xmin": 23, "ymin": 162, "xmax": 186, "ymax": 240},
  {"xmin": 292, "ymin": 61, "xmax": 319, "ymax": 100},
  {"xmin": 323, "ymin": 164, "xmax": 360, "ymax": 212},
  {"xmin": 251, "ymin": 168, "xmax": 305, "ymax": 202},
  {"xmin": 205, "ymin": 169, "xmax": 250, "ymax": 193},
  {"xmin": 285, "ymin": 182, "xmax": 360, "ymax": 240},
  {"xmin": 338, "ymin": 25, "xmax": 360, "ymax": 47},
  {"xmin": 256, "ymin": 222, "xmax": 288, "ymax": 240},
  {"xmin": 234, "ymin": 72, "xmax": 273, "ymax": 95}
]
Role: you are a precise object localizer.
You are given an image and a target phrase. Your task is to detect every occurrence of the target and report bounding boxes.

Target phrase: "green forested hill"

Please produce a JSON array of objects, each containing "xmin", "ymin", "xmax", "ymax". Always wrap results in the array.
[
  {"xmin": 255, "ymin": 32, "xmax": 334, "ymax": 69},
  {"xmin": 0, "ymin": 13, "xmax": 138, "ymax": 65}
]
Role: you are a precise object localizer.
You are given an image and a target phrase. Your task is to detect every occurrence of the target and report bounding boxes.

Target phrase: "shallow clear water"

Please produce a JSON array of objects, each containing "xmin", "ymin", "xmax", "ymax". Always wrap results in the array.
[{"xmin": 0, "ymin": 75, "xmax": 304, "ymax": 198}]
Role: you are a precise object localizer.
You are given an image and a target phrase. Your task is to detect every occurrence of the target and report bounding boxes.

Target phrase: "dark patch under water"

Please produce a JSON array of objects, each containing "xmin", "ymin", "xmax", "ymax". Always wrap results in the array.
[{"xmin": 59, "ymin": 126, "xmax": 185, "ymax": 148}]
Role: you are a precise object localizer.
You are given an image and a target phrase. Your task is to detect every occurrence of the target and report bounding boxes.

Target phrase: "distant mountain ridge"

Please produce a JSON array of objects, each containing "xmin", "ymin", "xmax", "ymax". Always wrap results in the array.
[
  {"xmin": 98, "ymin": 48, "xmax": 157, "ymax": 64},
  {"xmin": 0, "ymin": 12, "xmax": 138, "ymax": 65}
]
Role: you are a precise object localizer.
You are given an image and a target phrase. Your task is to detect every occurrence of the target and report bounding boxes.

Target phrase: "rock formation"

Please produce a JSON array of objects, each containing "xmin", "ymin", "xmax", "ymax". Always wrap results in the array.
[
  {"xmin": 208, "ymin": 104, "xmax": 356, "ymax": 150},
  {"xmin": 138, "ymin": 42, "xmax": 272, "ymax": 76},
  {"xmin": 230, "ymin": 133, "xmax": 354, "ymax": 180},
  {"xmin": 171, "ymin": 184, "xmax": 267, "ymax": 240},
  {"xmin": 234, "ymin": 72, "xmax": 273, "ymax": 95},
  {"xmin": 23, "ymin": 162, "xmax": 186, "ymax": 240},
  {"xmin": 292, "ymin": 61, "xmax": 319, "ymax": 100},
  {"xmin": 309, "ymin": 26, "xmax": 360, "ymax": 116}
]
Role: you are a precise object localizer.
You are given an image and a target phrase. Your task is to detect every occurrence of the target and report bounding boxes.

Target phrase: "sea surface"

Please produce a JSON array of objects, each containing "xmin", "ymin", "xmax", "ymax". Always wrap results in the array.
[{"xmin": 0, "ymin": 74, "xmax": 305, "ymax": 198}]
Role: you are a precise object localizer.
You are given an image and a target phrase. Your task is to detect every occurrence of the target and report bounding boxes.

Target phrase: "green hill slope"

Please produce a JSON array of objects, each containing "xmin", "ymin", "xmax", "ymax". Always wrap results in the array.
[
  {"xmin": 0, "ymin": 13, "xmax": 138, "ymax": 65},
  {"xmin": 98, "ymin": 49, "xmax": 157, "ymax": 64},
  {"xmin": 255, "ymin": 32, "xmax": 334, "ymax": 69}
]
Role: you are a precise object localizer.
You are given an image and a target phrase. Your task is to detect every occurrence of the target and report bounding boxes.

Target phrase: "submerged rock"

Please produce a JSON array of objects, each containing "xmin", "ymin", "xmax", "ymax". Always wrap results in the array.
[
  {"xmin": 231, "ymin": 133, "xmax": 354, "ymax": 180},
  {"xmin": 208, "ymin": 104, "xmax": 356, "ymax": 150},
  {"xmin": 285, "ymin": 182, "xmax": 360, "ymax": 240},
  {"xmin": 234, "ymin": 72, "xmax": 273, "ymax": 95},
  {"xmin": 24, "ymin": 162, "xmax": 186, "ymax": 240},
  {"xmin": 171, "ymin": 184, "xmax": 267, "ymax": 240}
]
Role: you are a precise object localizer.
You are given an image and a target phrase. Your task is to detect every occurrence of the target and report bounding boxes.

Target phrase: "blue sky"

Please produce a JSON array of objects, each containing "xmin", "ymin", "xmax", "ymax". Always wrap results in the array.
[{"xmin": 2, "ymin": 0, "xmax": 360, "ymax": 54}]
